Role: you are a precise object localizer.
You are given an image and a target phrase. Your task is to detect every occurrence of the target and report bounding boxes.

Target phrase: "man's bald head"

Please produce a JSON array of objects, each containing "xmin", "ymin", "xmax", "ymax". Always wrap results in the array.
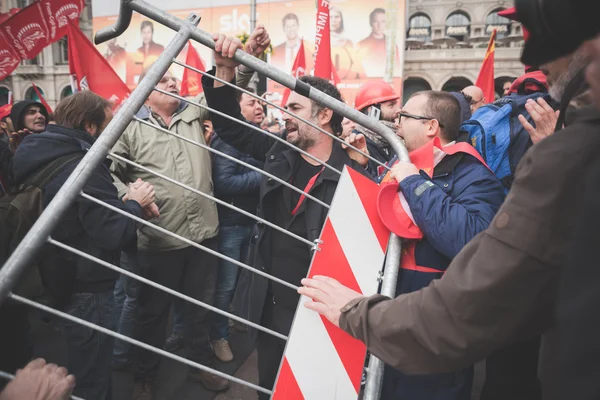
[{"xmin": 461, "ymin": 85, "xmax": 486, "ymax": 113}]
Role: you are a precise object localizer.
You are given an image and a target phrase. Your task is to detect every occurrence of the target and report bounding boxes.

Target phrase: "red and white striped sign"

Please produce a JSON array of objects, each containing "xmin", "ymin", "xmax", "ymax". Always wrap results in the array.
[{"xmin": 273, "ymin": 166, "xmax": 390, "ymax": 399}]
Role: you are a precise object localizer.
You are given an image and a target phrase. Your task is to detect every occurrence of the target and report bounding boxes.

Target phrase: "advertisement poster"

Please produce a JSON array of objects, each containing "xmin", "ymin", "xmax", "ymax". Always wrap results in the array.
[{"xmin": 92, "ymin": 0, "xmax": 406, "ymax": 105}]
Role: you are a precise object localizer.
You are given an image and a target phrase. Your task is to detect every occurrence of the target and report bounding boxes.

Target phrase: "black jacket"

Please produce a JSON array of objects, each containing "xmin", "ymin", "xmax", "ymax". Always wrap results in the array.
[
  {"xmin": 203, "ymin": 68, "xmax": 370, "ymax": 325},
  {"xmin": 12, "ymin": 124, "xmax": 142, "ymax": 294},
  {"xmin": 0, "ymin": 137, "xmax": 11, "ymax": 196},
  {"xmin": 211, "ymin": 134, "xmax": 262, "ymax": 227}
]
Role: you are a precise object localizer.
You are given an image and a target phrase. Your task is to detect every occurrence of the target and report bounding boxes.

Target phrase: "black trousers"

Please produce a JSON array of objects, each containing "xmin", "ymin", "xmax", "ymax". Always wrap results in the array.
[
  {"xmin": 480, "ymin": 336, "xmax": 542, "ymax": 400},
  {"xmin": 256, "ymin": 299, "xmax": 295, "ymax": 400},
  {"xmin": 133, "ymin": 241, "xmax": 218, "ymax": 380}
]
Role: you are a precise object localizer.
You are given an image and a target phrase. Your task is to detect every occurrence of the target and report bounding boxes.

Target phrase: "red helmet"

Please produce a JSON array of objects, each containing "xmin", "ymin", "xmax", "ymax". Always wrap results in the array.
[{"xmin": 355, "ymin": 80, "xmax": 400, "ymax": 111}]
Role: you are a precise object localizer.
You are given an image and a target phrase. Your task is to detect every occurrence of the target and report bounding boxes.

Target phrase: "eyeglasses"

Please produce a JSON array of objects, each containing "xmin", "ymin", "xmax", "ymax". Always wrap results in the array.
[{"xmin": 396, "ymin": 111, "xmax": 444, "ymax": 128}]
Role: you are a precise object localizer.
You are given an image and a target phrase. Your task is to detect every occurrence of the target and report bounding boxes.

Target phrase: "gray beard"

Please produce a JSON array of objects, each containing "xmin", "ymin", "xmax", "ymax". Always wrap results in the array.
[{"xmin": 550, "ymin": 53, "xmax": 589, "ymax": 101}]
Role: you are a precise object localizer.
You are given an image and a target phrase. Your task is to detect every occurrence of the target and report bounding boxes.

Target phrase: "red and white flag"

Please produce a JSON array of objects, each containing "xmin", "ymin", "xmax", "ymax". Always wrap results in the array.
[
  {"xmin": 31, "ymin": 83, "xmax": 53, "ymax": 114},
  {"xmin": 67, "ymin": 21, "xmax": 130, "ymax": 107},
  {"xmin": 0, "ymin": 32, "xmax": 21, "ymax": 81},
  {"xmin": 40, "ymin": 0, "xmax": 85, "ymax": 42},
  {"xmin": 180, "ymin": 41, "xmax": 206, "ymax": 97},
  {"xmin": 282, "ymin": 39, "xmax": 307, "ymax": 106},
  {"xmin": 0, "ymin": 8, "xmax": 19, "ymax": 25},
  {"xmin": 313, "ymin": 0, "xmax": 333, "ymax": 80},
  {"xmin": 1, "ymin": 2, "xmax": 50, "ymax": 60}
]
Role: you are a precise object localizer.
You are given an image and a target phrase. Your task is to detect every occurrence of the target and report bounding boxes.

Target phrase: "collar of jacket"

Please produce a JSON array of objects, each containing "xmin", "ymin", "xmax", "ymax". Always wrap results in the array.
[
  {"xmin": 136, "ymin": 100, "xmax": 189, "ymax": 123},
  {"xmin": 432, "ymin": 131, "xmax": 469, "ymax": 178},
  {"xmin": 47, "ymin": 124, "xmax": 96, "ymax": 148},
  {"xmin": 557, "ymin": 67, "xmax": 592, "ymax": 129}
]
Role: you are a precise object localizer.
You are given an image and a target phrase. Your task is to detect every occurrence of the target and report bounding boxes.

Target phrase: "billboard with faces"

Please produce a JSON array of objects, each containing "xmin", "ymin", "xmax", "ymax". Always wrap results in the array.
[{"xmin": 92, "ymin": 0, "xmax": 406, "ymax": 106}]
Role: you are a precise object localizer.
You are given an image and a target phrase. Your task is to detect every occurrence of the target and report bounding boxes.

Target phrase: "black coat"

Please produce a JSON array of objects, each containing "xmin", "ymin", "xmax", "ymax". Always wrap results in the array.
[
  {"xmin": 12, "ymin": 124, "xmax": 142, "ymax": 293},
  {"xmin": 203, "ymin": 69, "xmax": 370, "ymax": 325}
]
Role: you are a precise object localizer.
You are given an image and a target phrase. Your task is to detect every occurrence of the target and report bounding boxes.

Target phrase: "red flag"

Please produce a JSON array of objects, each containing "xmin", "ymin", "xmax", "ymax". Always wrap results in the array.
[
  {"xmin": 67, "ymin": 21, "xmax": 130, "ymax": 107},
  {"xmin": 313, "ymin": 0, "xmax": 332, "ymax": 80},
  {"xmin": 475, "ymin": 29, "xmax": 497, "ymax": 104},
  {"xmin": 0, "ymin": 8, "xmax": 20, "ymax": 25},
  {"xmin": 40, "ymin": 0, "xmax": 85, "ymax": 42},
  {"xmin": 282, "ymin": 40, "xmax": 307, "ymax": 106},
  {"xmin": 180, "ymin": 41, "xmax": 205, "ymax": 97},
  {"xmin": 31, "ymin": 83, "xmax": 53, "ymax": 114},
  {"xmin": 0, "ymin": 32, "xmax": 21, "ymax": 81},
  {"xmin": 1, "ymin": 2, "xmax": 50, "ymax": 60}
]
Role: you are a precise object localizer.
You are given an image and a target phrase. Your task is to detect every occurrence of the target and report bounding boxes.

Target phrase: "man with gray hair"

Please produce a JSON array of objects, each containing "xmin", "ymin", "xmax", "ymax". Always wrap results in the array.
[{"xmin": 110, "ymin": 25, "xmax": 271, "ymax": 399}]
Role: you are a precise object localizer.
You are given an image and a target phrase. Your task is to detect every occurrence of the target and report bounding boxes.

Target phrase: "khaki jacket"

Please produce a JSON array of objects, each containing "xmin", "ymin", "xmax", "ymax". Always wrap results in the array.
[
  {"xmin": 339, "ymin": 101, "xmax": 600, "ymax": 386},
  {"xmin": 110, "ymin": 70, "xmax": 254, "ymax": 251}
]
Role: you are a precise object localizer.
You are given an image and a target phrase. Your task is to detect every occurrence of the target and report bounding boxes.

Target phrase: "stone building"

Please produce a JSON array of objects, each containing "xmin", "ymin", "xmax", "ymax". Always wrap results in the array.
[
  {"xmin": 403, "ymin": 0, "xmax": 526, "ymax": 102},
  {"xmin": 0, "ymin": 0, "xmax": 93, "ymax": 109}
]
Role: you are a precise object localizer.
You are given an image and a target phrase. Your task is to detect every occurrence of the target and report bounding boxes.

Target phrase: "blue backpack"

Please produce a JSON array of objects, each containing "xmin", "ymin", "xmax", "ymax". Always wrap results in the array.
[{"xmin": 461, "ymin": 90, "xmax": 553, "ymax": 193}]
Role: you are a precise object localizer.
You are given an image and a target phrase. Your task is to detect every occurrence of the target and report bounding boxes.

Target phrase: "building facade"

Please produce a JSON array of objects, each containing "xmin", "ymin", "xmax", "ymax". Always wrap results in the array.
[
  {"xmin": 0, "ymin": 0, "xmax": 93, "ymax": 109},
  {"xmin": 403, "ymin": 0, "xmax": 525, "ymax": 102}
]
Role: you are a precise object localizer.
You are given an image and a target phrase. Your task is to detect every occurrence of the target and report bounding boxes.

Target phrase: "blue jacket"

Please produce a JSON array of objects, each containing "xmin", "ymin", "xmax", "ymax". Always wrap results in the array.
[
  {"xmin": 12, "ymin": 124, "xmax": 142, "ymax": 294},
  {"xmin": 397, "ymin": 145, "xmax": 505, "ymax": 292},
  {"xmin": 211, "ymin": 134, "xmax": 262, "ymax": 227},
  {"xmin": 382, "ymin": 136, "xmax": 505, "ymax": 400}
]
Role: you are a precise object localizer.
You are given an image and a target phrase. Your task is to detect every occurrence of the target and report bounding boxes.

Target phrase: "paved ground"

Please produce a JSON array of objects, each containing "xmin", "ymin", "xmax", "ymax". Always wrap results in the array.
[{"xmin": 24, "ymin": 309, "xmax": 485, "ymax": 400}]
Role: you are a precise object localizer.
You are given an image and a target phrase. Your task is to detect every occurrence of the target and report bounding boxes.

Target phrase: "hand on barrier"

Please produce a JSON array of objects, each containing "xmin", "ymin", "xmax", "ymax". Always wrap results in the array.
[
  {"xmin": 8, "ymin": 129, "xmax": 33, "ymax": 154},
  {"xmin": 124, "ymin": 178, "xmax": 156, "ymax": 208},
  {"xmin": 0, "ymin": 358, "xmax": 75, "ymax": 400},
  {"xmin": 518, "ymin": 97, "xmax": 560, "ymax": 144},
  {"xmin": 244, "ymin": 24, "xmax": 271, "ymax": 58},
  {"xmin": 298, "ymin": 276, "xmax": 363, "ymax": 328},
  {"xmin": 213, "ymin": 34, "xmax": 243, "ymax": 68},
  {"xmin": 342, "ymin": 133, "xmax": 369, "ymax": 167},
  {"xmin": 390, "ymin": 161, "xmax": 419, "ymax": 183}
]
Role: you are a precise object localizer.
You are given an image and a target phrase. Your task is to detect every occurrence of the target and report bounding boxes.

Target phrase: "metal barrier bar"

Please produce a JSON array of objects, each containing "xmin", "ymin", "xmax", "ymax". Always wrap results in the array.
[
  {"xmin": 94, "ymin": 3, "xmax": 408, "ymax": 399},
  {"xmin": 108, "ymin": 152, "xmax": 317, "ymax": 248},
  {"xmin": 153, "ymin": 88, "xmax": 341, "ymax": 176},
  {"xmin": 9, "ymin": 293, "xmax": 273, "ymax": 396},
  {"xmin": 363, "ymin": 234, "xmax": 403, "ymax": 399},
  {"xmin": 94, "ymin": 0, "xmax": 409, "ymax": 161},
  {"xmin": 80, "ymin": 192, "xmax": 299, "ymax": 291},
  {"xmin": 0, "ymin": 371, "xmax": 85, "ymax": 400},
  {"xmin": 172, "ymin": 59, "xmax": 390, "ymax": 172},
  {"xmin": 0, "ymin": 15, "xmax": 200, "ymax": 307},
  {"xmin": 133, "ymin": 117, "xmax": 330, "ymax": 210},
  {"xmin": 48, "ymin": 238, "xmax": 288, "ymax": 340}
]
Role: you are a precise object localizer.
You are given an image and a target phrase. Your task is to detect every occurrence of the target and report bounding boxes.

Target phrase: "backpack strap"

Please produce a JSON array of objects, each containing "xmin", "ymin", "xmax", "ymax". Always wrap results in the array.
[{"xmin": 23, "ymin": 153, "xmax": 84, "ymax": 189}]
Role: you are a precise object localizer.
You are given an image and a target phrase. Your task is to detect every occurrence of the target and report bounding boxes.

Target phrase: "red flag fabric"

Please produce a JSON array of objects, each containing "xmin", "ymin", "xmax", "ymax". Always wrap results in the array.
[
  {"xmin": 0, "ymin": 8, "xmax": 19, "ymax": 25},
  {"xmin": 0, "ymin": 32, "xmax": 21, "ymax": 81},
  {"xmin": 313, "ymin": 0, "xmax": 332, "ymax": 80},
  {"xmin": 282, "ymin": 39, "xmax": 307, "ymax": 106},
  {"xmin": 67, "ymin": 21, "xmax": 130, "ymax": 107},
  {"xmin": 40, "ymin": 0, "xmax": 85, "ymax": 43},
  {"xmin": 475, "ymin": 30, "xmax": 497, "ymax": 104},
  {"xmin": 1, "ymin": 2, "xmax": 50, "ymax": 60},
  {"xmin": 180, "ymin": 41, "xmax": 206, "ymax": 97},
  {"xmin": 32, "ymin": 83, "xmax": 53, "ymax": 114}
]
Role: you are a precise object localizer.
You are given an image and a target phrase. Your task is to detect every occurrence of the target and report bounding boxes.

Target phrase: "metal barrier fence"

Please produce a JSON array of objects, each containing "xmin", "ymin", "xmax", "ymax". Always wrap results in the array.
[{"xmin": 0, "ymin": 1, "xmax": 410, "ymax": 398}]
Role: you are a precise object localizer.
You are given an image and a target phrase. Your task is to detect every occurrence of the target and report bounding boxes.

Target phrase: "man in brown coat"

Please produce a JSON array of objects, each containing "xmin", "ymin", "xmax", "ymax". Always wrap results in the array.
[{"xmin": 299, "ymin": 5, "xmax": 600, "ymax": 399}]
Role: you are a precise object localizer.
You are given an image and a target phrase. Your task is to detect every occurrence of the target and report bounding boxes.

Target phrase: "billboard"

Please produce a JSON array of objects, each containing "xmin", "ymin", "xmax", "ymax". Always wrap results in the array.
[{"xmin": 92, "ymin": 0, "xmax": 406, "ymax": 105}]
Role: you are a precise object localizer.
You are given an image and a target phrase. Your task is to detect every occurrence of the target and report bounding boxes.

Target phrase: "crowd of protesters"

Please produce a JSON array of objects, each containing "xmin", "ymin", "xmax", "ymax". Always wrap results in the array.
[{"xmin": 2, "ymin": 0, "xmax": 600, "ymax": 399}]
